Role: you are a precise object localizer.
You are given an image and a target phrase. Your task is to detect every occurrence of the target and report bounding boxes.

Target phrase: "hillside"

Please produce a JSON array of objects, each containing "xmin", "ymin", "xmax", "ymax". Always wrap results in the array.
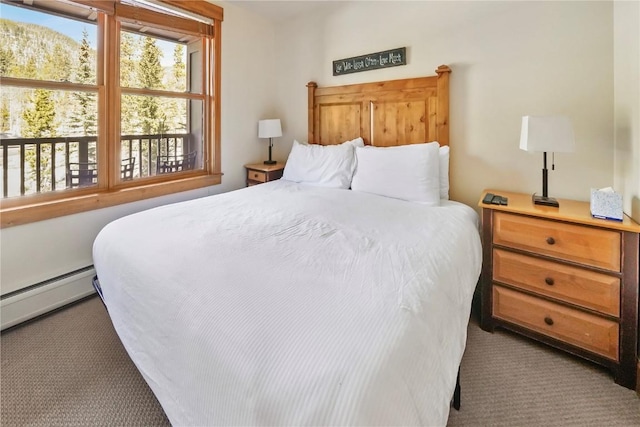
[{"xmin": 0, "ymin": 18, "xmax": 84, "ymax": 82}]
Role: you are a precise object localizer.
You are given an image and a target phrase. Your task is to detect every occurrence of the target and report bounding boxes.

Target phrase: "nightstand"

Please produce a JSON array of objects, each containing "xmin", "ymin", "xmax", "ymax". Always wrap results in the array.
[
  {"xmin": 479, "ymin": 189, "xmax": 640, "ymax": 390},
  {"xmin": 244, "ymin": 162, "xmax": 284, "ymax": 186}
]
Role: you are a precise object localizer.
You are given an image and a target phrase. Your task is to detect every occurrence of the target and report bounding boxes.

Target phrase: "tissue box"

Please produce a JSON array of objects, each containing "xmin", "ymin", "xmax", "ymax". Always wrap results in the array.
[{"xmin": 590, "ymin": 188, "xmax": 623, "ymax": 221}]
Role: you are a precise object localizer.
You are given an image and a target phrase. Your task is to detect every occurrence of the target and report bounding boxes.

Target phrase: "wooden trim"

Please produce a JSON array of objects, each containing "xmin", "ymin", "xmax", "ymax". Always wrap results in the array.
[
  {"xmin": 616, "ymin": 231, "xmax": 639, "ymax": 388},
  {"xmin": 313, "ymin": 75, "xmax": 440, "ymax": 97},
  {"xmin": 435, "ymin": 65, "xmax": 451, "ymax": 147},
  {"xmin": 307, "ymin": 82, "xmax": 317, "ymax": 144},
  {"xmin": 68, "ymin": 0, "xmax": 225, "ymax": 23},
  {"xmin": 121, "ymin": 86, "xmax": 205, "ymax": 100},
  {"xmin": 0, "ymin": 174, "xmax": 221, "ymax": 228},
  {"xmin": 68, "ymin": 0, "xmax": 115, "ymax": 14},
  {"xmin": 0, "ymin": 76, "xmax": 99, "ymax": 92},
  {"xmin": 103, "ymin": 15, "xmax": 116, "ymax": 189},
  {"xmin": 212, "ymin": 18, "xmax": 222, "ymax": 175},
  {"xmin": 161, "ymin": 0, "xmax": 224, "ymax": 22},
  {"xmin": 97, "ymin": 14, "xmax": 106, "ymax": 187},
  {"xmin": 480, "ymin": 208, "xmax": 495, "ymax": 332},
  {"xmin": 637, "ymin": 360, "xmax": 640, "ymax": 394},
  {"xmin": 115, "ymin": 2, "xmax": 212, "ymax": 38}
]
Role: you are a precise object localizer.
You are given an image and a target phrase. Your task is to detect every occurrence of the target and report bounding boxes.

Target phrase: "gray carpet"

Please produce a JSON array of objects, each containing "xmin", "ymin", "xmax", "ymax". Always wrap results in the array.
[{"xmin": 1, "ymin": 295, "xmax": 638, "ymax": 426}]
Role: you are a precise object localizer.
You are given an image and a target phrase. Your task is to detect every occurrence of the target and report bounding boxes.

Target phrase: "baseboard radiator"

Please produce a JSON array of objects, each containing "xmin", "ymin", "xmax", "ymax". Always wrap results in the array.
[{"xmin": 1, "ymin": 267, "xmax": 96, "ymax": 331}]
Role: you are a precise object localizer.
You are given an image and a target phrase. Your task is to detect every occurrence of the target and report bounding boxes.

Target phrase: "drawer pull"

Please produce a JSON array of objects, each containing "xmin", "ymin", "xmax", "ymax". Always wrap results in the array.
[
  {"xmin": 544, "ymin": 316, "xmax": 554, "ymax": 326},
  {"xmin": 544, "ymin": 277, "xmax": 555, "ymax": 286},
  {"xmin": 253, "ymin": 173, "xmax": 259, "ymax": 178},
  {"xmin": 546, "ymin": 237, "xmax": 556, "ymax": 245}
]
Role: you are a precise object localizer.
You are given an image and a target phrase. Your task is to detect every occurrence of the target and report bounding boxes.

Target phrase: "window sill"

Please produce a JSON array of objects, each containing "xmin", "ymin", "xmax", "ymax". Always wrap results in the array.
[{"xmin": 0, "ymin": 174, "xmax": 222, "ymax": 228}]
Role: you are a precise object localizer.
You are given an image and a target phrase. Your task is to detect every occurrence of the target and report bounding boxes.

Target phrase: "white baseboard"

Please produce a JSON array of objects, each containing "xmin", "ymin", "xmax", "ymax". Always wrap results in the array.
[{"xmin": 1, "ymin": 268, "xmax": 96, "ymax": 330}]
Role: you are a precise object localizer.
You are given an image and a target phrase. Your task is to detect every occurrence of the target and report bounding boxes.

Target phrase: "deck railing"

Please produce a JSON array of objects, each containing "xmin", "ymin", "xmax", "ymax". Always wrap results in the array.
[{"xmin": 0, "ymin": 133, "xmax": 189, "ymax": 198}]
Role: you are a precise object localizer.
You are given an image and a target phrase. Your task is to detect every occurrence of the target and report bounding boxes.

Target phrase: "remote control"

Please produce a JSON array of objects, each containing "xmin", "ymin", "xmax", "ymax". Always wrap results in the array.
[
  {"xmin": 499, "ymin": 197, "xmax": 508, "ymax": 206},
  {"xmin": 482, "ymin": 193, "xmax": 495, "ymax": 204},
  {"xmin": 491, "ymin": 195, "xmax": 502, "ymax": 205}
]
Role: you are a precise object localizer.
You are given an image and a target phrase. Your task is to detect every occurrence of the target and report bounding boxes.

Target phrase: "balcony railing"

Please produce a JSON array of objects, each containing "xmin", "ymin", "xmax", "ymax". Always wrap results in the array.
[{"xmin": 0, "ymin": 133, "xmax": 190, "ymax": 198}]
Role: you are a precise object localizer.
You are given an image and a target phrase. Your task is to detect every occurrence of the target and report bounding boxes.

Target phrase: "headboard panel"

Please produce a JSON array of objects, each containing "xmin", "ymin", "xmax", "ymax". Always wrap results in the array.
[{"xmin": 307, "ymin": 65, "xmax": 451, "ymax": 147}]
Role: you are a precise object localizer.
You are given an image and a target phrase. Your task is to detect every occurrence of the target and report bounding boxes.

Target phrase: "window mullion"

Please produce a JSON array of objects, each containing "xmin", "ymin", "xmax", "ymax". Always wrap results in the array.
[
  {"xmin": 102, "ymin": 13, "xmax": 119, "ymax": 189},
  {"xmin": 0, "ymin": 77, "xmax": 99, "ymax": 92},
  {"xmin": 120, "ymin": 87, "xmax": 205, "ymax": 100},
  {"xmin": 212, "ymin": 22, "xmax": 222, "ymax": 175}
]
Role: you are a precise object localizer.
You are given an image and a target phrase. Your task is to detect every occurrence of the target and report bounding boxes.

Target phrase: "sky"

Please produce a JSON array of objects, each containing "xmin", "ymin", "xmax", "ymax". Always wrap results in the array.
[{"xmin": 0, "ymin": 2, "xmax": 176, "ymax": 66}]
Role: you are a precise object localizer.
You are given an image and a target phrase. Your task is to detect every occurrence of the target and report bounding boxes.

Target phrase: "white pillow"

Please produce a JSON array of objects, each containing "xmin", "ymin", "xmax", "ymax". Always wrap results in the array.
[
  {"xmin": 351, "ymin": 142, "xmax": 440, "ymax": 205},
  {"xmin": 345, "ymin": 137, "xmax": 364, "ymax": 147},
  {"xmin": 282, "ymin": 140, "xmax": 356, "ymax": 189},
  {"xmin": 292, "ymin": 137, "xmax": 363, "ymax": 147},
  {"xmin": 439, "ymin": 145, "xmax": 450, "ymax": 200}
]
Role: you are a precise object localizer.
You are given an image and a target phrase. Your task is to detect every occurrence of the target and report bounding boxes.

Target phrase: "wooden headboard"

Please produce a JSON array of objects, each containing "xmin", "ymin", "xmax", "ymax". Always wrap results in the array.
[{"xmin": 307, "ymin": 65, "xmax": 451, "ymax": 147}]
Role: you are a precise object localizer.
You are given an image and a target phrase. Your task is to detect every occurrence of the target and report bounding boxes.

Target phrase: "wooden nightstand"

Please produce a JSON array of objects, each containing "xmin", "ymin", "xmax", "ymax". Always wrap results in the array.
[
  {"xmin": 479, "ymin": 189, "xmax": 640, "ymax": 390},
  {"xmin": 244, "ymin": 162, "xmax": 284, "ymax": 186}
]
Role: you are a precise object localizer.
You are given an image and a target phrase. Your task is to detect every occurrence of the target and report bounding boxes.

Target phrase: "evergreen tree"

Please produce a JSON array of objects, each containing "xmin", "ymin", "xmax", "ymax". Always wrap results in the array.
[
  {"xmin": 22, "ymin": 89, "xmax": 56, "ymax": 138},
  {"xmin": 137, "ymin": 36, "xmax": 164, "ymax": 135},
  {"xmin": 0, "ymin": 100, "xmax": 10, "ymax": 133},
  {"xmin": 138, "ymin": 36, "xmax": 163, "ymax": 90},
  {"xmin": 70, "ymin": 29, "xmax": 97, "ymax": 137},
  {"xmin": 120, "ymin": 33, "xmax": 138, "ymax": 135},
  {"xmin": 23, "ymin": 56, "xmax": 37, "ymax": 79},
  {"xmin": 43, "ymin": 43, "xmax": 72, "ymax": 81},
  {"xmin": 172, "ymin": 44, "xmax": 185, "ymax": 91},
  {"xmin": 120, "ymin": 33, "xmax": 138, "ymax": 87},
  {"xmin": 0, "ymin": 47, "xmax": 15, "ymax": 76},
  {"xmin": 22, "ymin": 88, "xmax": 57, "ymax": 191},
  {"xmin": 162, "ymin": 44, "xmax": 187, "ymax": 135}
]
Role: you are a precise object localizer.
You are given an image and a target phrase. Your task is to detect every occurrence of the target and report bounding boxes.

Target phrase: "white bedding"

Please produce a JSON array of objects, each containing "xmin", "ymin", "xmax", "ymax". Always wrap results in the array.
[{"xmin": 93, "ymin": 180, "xmax": 482, "ymax": 426}]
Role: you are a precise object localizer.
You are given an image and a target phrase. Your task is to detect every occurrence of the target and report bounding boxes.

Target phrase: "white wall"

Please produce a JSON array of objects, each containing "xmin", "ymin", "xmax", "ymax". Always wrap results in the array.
[
  {"xmin": 274, "ymin": 1, "xmax": 614, "ymax": 208},
  {"xmin": 613, "ymin": 0, "xmax": 640, "ymax": 223},
  {"xmin": 0, "ymin": 1, "xmax": 278, "ymax": 295}
]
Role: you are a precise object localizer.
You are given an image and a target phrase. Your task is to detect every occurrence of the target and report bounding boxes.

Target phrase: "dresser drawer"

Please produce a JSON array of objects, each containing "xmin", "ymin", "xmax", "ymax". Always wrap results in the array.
[
  {"xmin": 493, "ymin": 212, "xmax": 621, "ymax": 271},
  {"xmin": 493, "ymin": 286, "xmax": 619, "ymax": 360},
  {"xmin": 247, "ymin": 170, "xmax": 267, "ymax": 182},
  {"xmin": 493, "ymin": 249, "xmax": 620, "ymax": 317}
]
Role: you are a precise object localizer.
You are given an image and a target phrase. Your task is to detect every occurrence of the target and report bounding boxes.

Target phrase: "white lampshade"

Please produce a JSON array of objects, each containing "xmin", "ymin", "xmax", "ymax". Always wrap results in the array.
[
  {"xmin": 258, "ymin": 119, "xmax": 282, "ymax": 139},
  {"xmin": 520, "ymin": 116, "xmax": 575, "ymax": 153}
]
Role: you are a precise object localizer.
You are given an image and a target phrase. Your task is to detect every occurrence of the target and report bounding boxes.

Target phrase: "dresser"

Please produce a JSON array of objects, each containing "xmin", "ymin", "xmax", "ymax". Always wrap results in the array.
[
  {"xmin": 244, "ymin": 162, "xmax": 285, "ymax": 186},
  {"xmin": 479, "ymin": 190, "xmax": 640, "ymax": 390}
]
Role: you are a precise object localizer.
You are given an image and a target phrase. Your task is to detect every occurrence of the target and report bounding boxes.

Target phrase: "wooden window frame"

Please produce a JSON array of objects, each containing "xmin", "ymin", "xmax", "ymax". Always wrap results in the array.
[{"xmin": 0, "ymin": 0, "xmax": 223, "ymax": 228}]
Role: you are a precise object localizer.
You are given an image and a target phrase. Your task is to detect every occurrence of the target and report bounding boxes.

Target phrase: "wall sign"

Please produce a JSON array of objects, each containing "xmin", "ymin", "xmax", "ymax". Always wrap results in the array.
[{"xmin": 333, "ymin": 47, "xmax": 407, "ymax": 76}]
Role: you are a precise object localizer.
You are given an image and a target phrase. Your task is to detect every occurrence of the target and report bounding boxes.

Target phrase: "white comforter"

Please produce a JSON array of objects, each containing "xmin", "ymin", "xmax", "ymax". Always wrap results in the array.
[{"xmin": 93, "ymin": 180, "xmax": 482, "ymax": 426}]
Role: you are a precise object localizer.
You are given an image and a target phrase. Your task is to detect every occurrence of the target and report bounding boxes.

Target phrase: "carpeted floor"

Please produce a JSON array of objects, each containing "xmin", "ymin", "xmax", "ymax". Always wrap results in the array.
[{"xmin": 1, "ymin": 295, "xmax": 639, "ymax": 426}]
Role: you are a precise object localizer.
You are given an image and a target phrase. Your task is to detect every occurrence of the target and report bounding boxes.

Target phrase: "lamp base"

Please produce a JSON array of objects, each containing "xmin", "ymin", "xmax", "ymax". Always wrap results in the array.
[
  {"xmin": 263, "ymin": 160, "xmax": 277, "ymax": 165},
  {"xmin": 533, "ymin": 194, "xmax": 560, "ymax": 208}
]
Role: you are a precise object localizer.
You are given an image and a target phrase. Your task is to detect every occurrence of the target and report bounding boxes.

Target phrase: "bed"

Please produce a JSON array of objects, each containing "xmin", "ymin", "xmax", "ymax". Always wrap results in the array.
[{"xmin": 92, "ymin": 65, "xmax": 483, "ymax": 426}]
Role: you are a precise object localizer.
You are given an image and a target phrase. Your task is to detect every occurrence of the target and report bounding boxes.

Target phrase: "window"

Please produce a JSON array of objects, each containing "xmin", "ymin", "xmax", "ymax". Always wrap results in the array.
[{"xmin": 0, "ymin": 0, "xmax": 223, "ymax": 227}]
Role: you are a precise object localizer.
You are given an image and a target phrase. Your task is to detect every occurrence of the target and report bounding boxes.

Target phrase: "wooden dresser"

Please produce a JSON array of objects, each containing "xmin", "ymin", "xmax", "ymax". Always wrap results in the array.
[{"xmin": 479, "ymin": 190, "xmax": 640, "ymax": 390}]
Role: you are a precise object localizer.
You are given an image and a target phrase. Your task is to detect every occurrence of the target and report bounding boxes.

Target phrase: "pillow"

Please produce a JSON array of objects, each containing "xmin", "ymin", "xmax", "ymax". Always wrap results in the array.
[
  {"xmin": 351, "ymin": 142, "xmax": 440, "ymax": 205},
  {"xmin": 439, "ymin": 145, "xmax": 450, "ymax": 199},
  {"xmin": 344, "ymin": 137, "xmax": 365, "ymax": 147},
  {"xmin": 282, "ymin": 140, "xmax": 356, "ymax": 189},
  {"xmin": 292, "ymin": 137, "xmax": 363, "ymax": 147}
]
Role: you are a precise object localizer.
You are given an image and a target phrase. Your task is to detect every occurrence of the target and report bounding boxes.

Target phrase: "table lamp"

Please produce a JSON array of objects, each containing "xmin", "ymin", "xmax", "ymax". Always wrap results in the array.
[
  {"xmin": 520, "ymin": 115, "xmax": 575, "ymax": 207},
  {"xmin": 258, "ymin": 119, "xmax": 282, "ymax": 165}
]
